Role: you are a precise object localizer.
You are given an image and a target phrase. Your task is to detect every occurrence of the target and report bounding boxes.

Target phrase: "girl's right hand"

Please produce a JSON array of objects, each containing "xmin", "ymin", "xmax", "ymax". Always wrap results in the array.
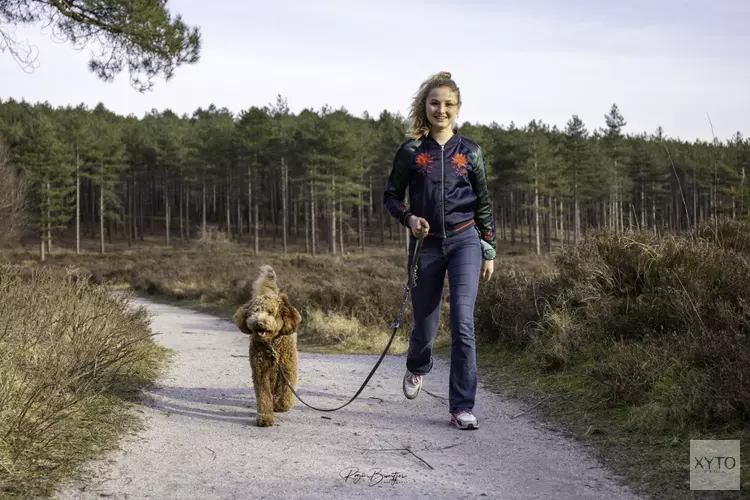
[{"xmin": 408, "ymin": 216, "xmax": 430, "ymax": 238}]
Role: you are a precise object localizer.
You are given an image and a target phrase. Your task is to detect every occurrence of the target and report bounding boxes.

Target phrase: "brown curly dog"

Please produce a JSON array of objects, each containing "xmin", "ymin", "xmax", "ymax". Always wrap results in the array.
[{"xmin": 233, "ymin": 265, "xmax": 302, "ymax": 427}]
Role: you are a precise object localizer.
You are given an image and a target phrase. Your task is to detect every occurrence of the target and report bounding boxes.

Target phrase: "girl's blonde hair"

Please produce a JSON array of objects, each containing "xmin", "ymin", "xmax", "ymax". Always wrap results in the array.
[{"xmin": 407, "ymin": 71, "xmax": 462, "ymax": 139}]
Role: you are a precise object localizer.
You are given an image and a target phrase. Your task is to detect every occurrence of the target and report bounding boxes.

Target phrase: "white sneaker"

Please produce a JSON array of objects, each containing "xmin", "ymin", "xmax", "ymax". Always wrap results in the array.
[
  {"xmin": 450, "ymin": 410, "xmax": 479, "ymax": 430},
  {"xmin": 402, "ymin": 370, "xmax": 422, "ymax": 399}
]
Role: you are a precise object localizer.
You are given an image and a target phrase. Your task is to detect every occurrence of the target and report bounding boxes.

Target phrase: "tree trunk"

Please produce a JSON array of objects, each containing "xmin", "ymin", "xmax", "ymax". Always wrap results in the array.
[
  {"xmin": 99, "ymin": 171, "xmax": 105, "ymax": 254},
  {"xmin": 368, "ymin": 174, "xmax": 374, "ymax": 234},
  {"xmin": 281, "ymin": 157, "xmax": 288, "ymax": 255},
  {"xmin": 547, "ymin": 195, "xmax": 553, "ymax": 253},
  {"xmin": 534, "ymin": 175, "xmax": 540, "ymax": 255},
  {"xmin": 202, "ymin": 180, "xmax": 207, "ymax": 237},
  {"xmin": 41, "ymin": 182, "xmax": 48, "ymax": 261},
  {"xmin": 573, "ymin": 183, "xmax": 581, "ymax": 246},
  {"xmin": 126, "ymin": 180, "xmax": 132, "ymax": 247},
  {"xmin": 501, "ymin": 203, "xmax": 506, "ymax": 241},
  {"xmin": 357, "ymin": 175, "xmax": 372, "ymax": 253},
  {"xmin": 329, "ymin": 176, "xmax": 336, "ymax": 255},
  {"xmin": 310, "ymin": 170, "xmax": 316, "ymax": 256},
  {"xmin": 150, "ymin": 176, "xmax": 156, "ymax": 236},
  {"xmin": 179, "ymin": 182, "xmax": 185, "ymax": 242},
  {"xmin": 339, "ymin": 198, "xmax": 344, "ymax": 255},
  {"xmin": 76, "ymin": 150, "xmax": 81, "ymax": 254},
  {"xmin": 293, "ymin": 196, "xmax": 299, "ymax": 239},
  {"xmin": 552, "ymin": 197, "xmax": 558, "ymax": 241},
  {"xmin": 247, "ymin": 164, "xmax": 258, "ymax": 246},
  {"xmin": 358, "ymin": 188, "xmax": 365, "ymax": 253},
  {"xmin": 133, "ymin": 178, "xmax": 139, "ymax": 242},
  {"xmin": 46, "ymin": 181, "xmax": 51, "ymax": 254},
  {"xmin": 652, "ymin": 184, "xmax": 657, "ymax": 234},
  {"xmin": 165, "ymin": 184, "xmax": 171, "ymax": 247},
  {"xmin": 226, "ymin": 178, "xmax": 232, "ymax": 239},
  {"xmin": 186, "ymin": 188, "xmax": 191, "ymax": 240},
  {"xmin": 379, "ymin": 195, "xmax": 385, "ymax": 245},
  {"xmin": 741, "ymin": 167, "xmax": 746, "ymax": 217},
  {"xmin": 237, "ymin": 189, "xmax": 242, "ymax": 241},
  {"xmin": 510, "ymin": 190, "xmax": 516, "ymax": 245},
  {"xmin": 254, "ymin": 195, "xmax": 260, "ymax": 256},
  {"xmin": 305, "ymin": 199, "xmax": 310, "ymax": 254},
  {"xmin": 270, "ymin": 177, "xmax": 277, "ymax": 240},
  {"xmin": 627, "ymin": 195, "xmax": 633, "ymax": 231},
  {"xmin": 559, "ymin": 200, "xmax": 564, "ymax": 248},
  {"xmin": 90, "ymin": 179, "xmax": 95, "ymax": 238},
  {"xmin": 640, "ymin": 179, "xmax": 646, "ymax": 230}
]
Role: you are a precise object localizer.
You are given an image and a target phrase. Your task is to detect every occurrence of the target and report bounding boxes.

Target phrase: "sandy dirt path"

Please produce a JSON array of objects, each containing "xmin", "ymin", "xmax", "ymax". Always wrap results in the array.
[{"xmin": 57, "ymin": 297, "xmax": 645, "ymax": 500}]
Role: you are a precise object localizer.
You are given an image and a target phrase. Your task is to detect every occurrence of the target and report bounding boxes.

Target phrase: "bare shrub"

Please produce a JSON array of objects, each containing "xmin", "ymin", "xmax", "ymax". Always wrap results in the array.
[{"xmin": 0, "ymin": 264, "xmax": 169, "ymax": 497}]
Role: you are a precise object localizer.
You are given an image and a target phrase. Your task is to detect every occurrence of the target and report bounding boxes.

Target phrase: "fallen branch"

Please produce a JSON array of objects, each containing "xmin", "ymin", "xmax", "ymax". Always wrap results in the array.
[
  {"xmin": 360, "ymin": 447, "xmax": 434, "ymax": 470},
  {"xmin": 510, "ymin": 395, "xmax": 551, "ymax": 419}
]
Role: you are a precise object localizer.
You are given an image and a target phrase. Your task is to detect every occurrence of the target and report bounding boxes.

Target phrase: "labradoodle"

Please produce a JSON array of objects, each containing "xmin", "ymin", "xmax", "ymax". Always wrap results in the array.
[{"xmin": 233, "ymin": 265, "xmax": 302, "ymax": 427}]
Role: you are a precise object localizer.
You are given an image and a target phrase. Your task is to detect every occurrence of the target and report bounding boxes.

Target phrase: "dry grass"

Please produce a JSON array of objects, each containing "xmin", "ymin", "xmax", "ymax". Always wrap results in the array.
[
  {"xmin": 0, "ymin": 242, "xmax": 464, "ymax": 354},
  {"xmin": 475, "ymin": 218, "xmax": 750, "ymax": 498},
  {"xmin": 302, "ymin": 309, "xmax": 410, "ymax": 354},
  {"xmin": 0, "ymin": 264, "xmax": 170, "ymax": 499}
]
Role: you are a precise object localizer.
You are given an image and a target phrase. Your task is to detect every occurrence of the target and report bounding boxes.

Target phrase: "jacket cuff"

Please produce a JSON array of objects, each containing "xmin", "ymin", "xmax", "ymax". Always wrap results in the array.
[
  {"xmin": 399, "ymin": 211, "xmax": 415, "ymax": 227},
  {"xmin": 480, "ymin": 239, "xmax": 496, "ymax": 260}
]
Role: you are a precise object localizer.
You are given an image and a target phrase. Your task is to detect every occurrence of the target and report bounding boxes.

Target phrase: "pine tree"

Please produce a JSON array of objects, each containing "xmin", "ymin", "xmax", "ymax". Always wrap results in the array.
[{"xmin": 2, "ymin": 0, "xmax": 201, "ymax": 91}]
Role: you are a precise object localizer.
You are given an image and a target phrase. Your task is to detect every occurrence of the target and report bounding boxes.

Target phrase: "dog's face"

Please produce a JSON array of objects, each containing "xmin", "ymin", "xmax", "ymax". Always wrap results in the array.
[{"xmin": 243, "ymin": 293, "xmax": 301, "ymax": 343}]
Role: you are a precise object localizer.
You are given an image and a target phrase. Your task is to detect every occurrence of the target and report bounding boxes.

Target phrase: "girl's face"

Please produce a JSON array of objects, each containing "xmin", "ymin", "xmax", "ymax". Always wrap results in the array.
[{"xmin": 425, "ymin": 86, "xmax": 460, "ymax": 133}]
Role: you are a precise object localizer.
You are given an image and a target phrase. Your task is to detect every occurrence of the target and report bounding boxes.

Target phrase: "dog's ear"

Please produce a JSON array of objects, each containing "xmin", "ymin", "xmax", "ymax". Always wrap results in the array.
[
  {"xmin": 233, "ymin": 304, "xmax": 252, "ymax": 335},
  {"xmin": 278, "ymin": 293, "xmax": 301, "ymax": 336}
]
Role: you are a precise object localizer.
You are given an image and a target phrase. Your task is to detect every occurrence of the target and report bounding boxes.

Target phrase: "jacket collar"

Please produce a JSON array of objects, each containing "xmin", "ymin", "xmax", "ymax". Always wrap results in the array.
[{"xmin": 424, "ymin": 132, "xmax": 461, "ymax": 149}]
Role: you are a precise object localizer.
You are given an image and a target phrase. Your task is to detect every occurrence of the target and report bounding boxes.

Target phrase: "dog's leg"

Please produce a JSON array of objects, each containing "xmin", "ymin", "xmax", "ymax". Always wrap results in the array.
[
  {"xmin": 274, "ymin": 364, "xmax": 296, "ymax": 412},
  {"xmin": 252, "ymin": 359, "xmax": 274, "ymax": 427}
]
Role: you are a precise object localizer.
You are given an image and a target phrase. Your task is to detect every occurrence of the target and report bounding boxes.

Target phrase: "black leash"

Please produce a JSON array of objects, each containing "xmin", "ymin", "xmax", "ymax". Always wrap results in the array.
[{"xmin": 269, "ymin": 235, "xmax": 424, "ymax": 412}]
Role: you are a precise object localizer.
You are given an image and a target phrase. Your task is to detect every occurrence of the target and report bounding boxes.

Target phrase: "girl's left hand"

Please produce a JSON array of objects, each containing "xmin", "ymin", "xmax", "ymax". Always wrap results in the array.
[{"xmin": 481, "ymin": 259, "xmax": 494, "ymax": 281}]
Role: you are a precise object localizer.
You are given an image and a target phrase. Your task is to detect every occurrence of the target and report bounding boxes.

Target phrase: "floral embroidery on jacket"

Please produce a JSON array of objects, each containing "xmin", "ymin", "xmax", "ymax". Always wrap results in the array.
[
  {"xmin": 451, "ymin": 153, "xmax": 469, "ymax": 176},
  {"xmin": 415, "ymin": 151, "xmax": 434, "ymax": 175}
]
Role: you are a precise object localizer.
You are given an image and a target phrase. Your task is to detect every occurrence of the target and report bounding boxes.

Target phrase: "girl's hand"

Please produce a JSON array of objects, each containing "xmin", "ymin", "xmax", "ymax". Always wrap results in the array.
[
  {"xmin": 408, "ymin": 216, "xmax": 430, "ymax": 238},
  {"xmin": 481, "ymin": 259, "xmax": 494, "ymax": 281}
]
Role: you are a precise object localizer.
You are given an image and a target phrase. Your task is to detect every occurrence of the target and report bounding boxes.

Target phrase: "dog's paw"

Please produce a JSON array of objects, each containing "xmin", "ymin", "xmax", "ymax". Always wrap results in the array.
[{"xmin": 256, "ymin": 414, "xmax": 274, "ymax": 427}]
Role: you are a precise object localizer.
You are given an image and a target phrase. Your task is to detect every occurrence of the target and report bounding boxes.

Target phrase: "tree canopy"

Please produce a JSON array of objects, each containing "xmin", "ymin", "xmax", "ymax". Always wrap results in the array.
[{"xmin": 1, "ymin": 0, "xmax": 201, "ymax": 91}]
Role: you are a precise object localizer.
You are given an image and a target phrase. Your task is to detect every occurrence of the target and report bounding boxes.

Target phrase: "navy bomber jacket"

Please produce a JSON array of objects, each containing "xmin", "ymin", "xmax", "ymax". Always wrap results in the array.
[{"xmin": 383, "ymin": 133, "xmax": 496, "ymax": 260}]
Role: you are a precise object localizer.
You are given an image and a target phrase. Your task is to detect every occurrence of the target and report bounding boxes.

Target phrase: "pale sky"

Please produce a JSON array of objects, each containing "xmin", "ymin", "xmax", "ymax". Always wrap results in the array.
[{"xmin": 2, "ymin": 0, "xmax": 748, "ymax": 142}]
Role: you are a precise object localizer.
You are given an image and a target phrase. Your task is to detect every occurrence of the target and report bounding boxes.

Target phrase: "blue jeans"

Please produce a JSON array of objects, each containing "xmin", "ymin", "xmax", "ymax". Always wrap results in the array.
[{"xmin": 406, "ymin": 228, "xmax": 482, "ymax": 413}]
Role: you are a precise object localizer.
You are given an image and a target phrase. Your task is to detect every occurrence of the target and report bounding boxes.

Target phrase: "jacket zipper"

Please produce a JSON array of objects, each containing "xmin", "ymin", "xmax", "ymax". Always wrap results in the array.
[{"xmin": 441, "ymin": 144, "xmax": 446, "ymax": 238}]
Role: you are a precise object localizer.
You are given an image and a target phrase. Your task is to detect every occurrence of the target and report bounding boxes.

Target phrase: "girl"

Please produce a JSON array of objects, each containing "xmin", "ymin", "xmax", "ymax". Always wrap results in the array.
[{"xmin": 384, "ymin": 71, "xmax": 496, "ymax": 430}]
